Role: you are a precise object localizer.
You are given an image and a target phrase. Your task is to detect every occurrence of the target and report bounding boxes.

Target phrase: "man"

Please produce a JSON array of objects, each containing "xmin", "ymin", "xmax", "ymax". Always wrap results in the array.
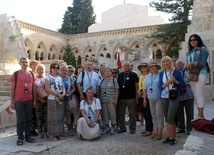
[
  {"xmin": 93, "ymin": 65, "xmax": 100, "ymax": 74},
  {"xmin": 10, "ymin": 57, "xmax": 36, "ymax": 145},
  {"xmin": 77, "ymin": 59, "xmax": 100, "ymax": 100},
  {"xmin": 117, "ymin": 61, "xmax": 139, "ymax": 134},
  {"xmin": 99, "ymin": 64, "xmax": 106, "ymax": 80},
  {"xmin": 175, "ymin": 59, "xmax": 194, "ymax": 135}
]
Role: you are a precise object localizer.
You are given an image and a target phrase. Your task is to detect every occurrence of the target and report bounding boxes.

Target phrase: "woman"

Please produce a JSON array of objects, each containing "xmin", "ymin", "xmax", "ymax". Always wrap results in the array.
[
  {"xmin": 35, "ymin": 64, "xmax": 48, "ymax": 138},
  {"xmin": 186, "ymin": 34, "xmax": 209, "ymax": 121},
  {"xmin": 29, "ymin": 60, "xmax": 41, "ymax": 136},
  {"xmin": 137, "ymin": 62, "xmax": 153, "ymax": 137},
  {"xmin": 144, "ymin": 60, "xmax": 164, "ymax": 141},
  {"xmin": 159, "ymin": 56, "xmax": 185, "ymax": 145},
  {"xmin": 60, "ymin": 66, "xmax": 75, "ymax": 136},
  {"xmin": 45, "ymin": 63, "xmax": 66, "ymax": 141},
  {"xmin": 100, "ymin": 67, "xmax": 119, "ymax": 135},
  {"xmin": 77, "ymin": 87, "xmax": 102, "ymax": 140}
]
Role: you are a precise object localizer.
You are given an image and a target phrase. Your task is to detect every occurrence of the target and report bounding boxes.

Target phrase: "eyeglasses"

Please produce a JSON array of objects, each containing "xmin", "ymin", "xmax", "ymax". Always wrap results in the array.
[
  {"xmin": 112, "ymin": 72, "xmax": 117, "ymax": 74},
  {"xmin": 94, "ymin": 69, "xmax": 99, "ymax": 71},
  {"xmin": 69, "ymin": 70, "xmax": 74, "ymax": 72},
  {"xmin": 190, "ymin": 39, "xmax": 197, "ymax": 42},
  {"xmin": 52, "ymin": 67, "xmax": 59, "ymax": 69}
]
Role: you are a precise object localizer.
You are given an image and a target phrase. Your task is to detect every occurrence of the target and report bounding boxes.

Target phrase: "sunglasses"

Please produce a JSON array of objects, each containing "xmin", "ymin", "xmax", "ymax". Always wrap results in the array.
[
  {"xmin": 52, "ymin": 67, "xmax": 59, "ymax": 69},
  {"xmin": 190, "ymin": 39, "xmax": 197, "ymax": 42},
  {"xmin": 112, "ymin": 72, "xmax": 117, "ymax": 74}
]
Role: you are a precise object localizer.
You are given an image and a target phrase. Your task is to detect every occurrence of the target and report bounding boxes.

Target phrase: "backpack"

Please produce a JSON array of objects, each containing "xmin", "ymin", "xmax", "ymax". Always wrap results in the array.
[{"xmin": 14, "ymin": 70, "xmax": 34, "ymax": 89}]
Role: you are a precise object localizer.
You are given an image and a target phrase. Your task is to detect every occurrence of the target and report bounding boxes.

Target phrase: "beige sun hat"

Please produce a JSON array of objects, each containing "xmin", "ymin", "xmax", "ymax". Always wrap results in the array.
[
  {"xmin": 148, "ymin": 59, "xmax": 161, "ymax": 70},
  {"xmin": 137, "ymin": 62, "xmax": 148, "ymax": 71}
]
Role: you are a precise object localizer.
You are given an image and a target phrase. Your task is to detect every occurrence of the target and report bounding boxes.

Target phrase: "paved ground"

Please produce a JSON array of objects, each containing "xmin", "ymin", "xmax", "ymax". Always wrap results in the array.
[{"xmin": 0, "ymin": 101, "xmax": 213, "ymax": 155}]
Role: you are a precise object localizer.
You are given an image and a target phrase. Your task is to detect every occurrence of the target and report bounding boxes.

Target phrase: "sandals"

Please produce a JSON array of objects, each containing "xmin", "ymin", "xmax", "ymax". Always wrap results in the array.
[
  {"xmin": 141, "ymin": 132, "xmax": 152, "ymax": 137},
  {"xmin": 25, "ymin": 137, "xmax": 35, "ymax": 143},
  {"xmin": 153, "ymin": 135, "xmax": 162, "ymax": 141},
  {"xmin": 17, "ymin": 139, "xmax": 23, "ymax": 145}
]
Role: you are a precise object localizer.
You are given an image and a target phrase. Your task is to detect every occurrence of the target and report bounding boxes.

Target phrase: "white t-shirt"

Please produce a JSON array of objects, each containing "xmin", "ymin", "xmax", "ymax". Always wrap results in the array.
[
  {"xmin": 45, "ymin": 74, "xmax": 63, "ymax": 100},
  {"xmin": 80, "ymin": 98, "xmax": 101, "ymax": 123},
  {"xmin": 161, "ymin": 71, "xmax": 174, "ymax": 98}
]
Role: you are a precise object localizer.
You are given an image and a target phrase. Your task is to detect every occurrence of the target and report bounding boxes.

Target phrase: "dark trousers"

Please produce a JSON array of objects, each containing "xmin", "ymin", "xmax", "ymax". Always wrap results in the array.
[
  {"xmin": 35, "ymin": 100, "xmax": 47, "ymax": 134},
  {"xmin": 140, "ymin": 97, "xmax": 153, "ymax": 132},
  {"xmin": 15, "ymin": 100, "xmax": 33, "ymax": 140},
  {"xmin": 118, "ymin": 99, "xmax": 136, "ymax": 131},
  {"xmin": 177, "ymin": 98, "xmax": 194, "ymax": 131},
  {"xmin": 31, "ymin": 107, "xmax": 37, "ymax": 131}
]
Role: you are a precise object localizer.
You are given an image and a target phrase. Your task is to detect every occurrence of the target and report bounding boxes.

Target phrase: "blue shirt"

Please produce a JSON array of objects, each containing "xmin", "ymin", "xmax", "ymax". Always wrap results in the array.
[
  {"xmin": 62, "ymin": 76, "xmax": 74, "ymax": 101},
  {"xmin": 144, "ymin": 72, "xmax": 160, "ymax": 99}
]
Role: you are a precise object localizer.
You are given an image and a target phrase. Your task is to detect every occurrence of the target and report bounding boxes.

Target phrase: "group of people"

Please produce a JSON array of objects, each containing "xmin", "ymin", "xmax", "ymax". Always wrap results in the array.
[{"xmin": 10, "ymin": 34, "xmax": 209, "ymax": 146}]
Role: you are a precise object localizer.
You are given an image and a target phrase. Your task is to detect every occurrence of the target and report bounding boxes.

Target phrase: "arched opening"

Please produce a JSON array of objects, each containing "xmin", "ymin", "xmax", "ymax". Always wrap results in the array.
[
  {"xmin": 40, "ymin": 52, "xmax": 44, "ymax": 61},
  {"xmin": 48, "ymin": 53, "xmax": 51, "ymax": 60},
  {"xmin": 52, "ymin": 54, "xmax": 55, "ymax": 59},
  {"xmin": 27, "ymin": 50, "xmax": 30, "ymax": 59},
  {"xmin": 156, "ymin": 49, "xmax": 162, "ymax": 59},
  {"xmin": 77, "ymin": 56, "xmax": 82, "ymax": 65},
  {"xmin": 106, "ymin": 53, "xmax": 111, "ymax": 58},
  {"xmin": 35, "ymin": 51, "xmax": 39, "ymax": 60},
  {"xmin": 100, "ymin": 53, "xmax": 104, "ymax": 57}
]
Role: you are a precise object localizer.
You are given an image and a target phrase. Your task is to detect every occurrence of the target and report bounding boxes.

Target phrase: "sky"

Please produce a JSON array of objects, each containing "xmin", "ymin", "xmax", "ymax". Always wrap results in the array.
[{"xmin": 0, "ymin": 0, "xmax": 171, "ymax": 31}]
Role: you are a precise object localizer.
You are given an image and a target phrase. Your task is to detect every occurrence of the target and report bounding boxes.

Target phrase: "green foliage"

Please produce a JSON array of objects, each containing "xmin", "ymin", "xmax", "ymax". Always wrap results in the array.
[
  {"xmin": 63, "ymin": 43, "xmax": 76, "ymax": 67},
  {"xmin": 149, "ymin": 0, "xmax": 193, "ymax": 56},
  {"xmin": 59, "ymin": 0, "xmax": 96, "ymax": 34}
]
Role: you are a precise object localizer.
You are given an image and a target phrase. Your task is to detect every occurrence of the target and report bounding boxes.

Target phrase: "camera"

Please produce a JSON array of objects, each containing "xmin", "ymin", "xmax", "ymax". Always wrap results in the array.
[
  {"xmin": 103, "ymin": 92, "xmax": 106, "ymax": 96},
  {"xmin": 24, "ymin": 89, "xmax": 28, "ymax": 94},
  {"xmin": 149, "ymin": 88, "xmax": 153, "ymax": 93}
]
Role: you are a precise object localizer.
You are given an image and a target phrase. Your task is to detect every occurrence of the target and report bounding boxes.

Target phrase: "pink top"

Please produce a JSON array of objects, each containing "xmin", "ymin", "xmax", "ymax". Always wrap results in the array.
[{"xmin": 10, "ymin": 70, "xmax": 36, "ymax": 101}]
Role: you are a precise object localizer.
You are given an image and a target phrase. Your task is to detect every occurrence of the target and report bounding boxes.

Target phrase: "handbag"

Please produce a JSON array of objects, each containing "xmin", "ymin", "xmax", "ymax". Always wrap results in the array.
[
  {"xmin": 165, "ymin": 70, "xmax": 177, "ymax": 100},
  {"xmin": 37, "ymin": 86, "xmax": 49, "ymax": 98},
  {"xmin": 66, "ymin": 98, "xmax": 74, "ymax": 111},
  {"xmin": 187, "ymin": 67, "xmax": 200, "ymax": 82},
  {"xmin": 168, "ymin": 86, "xmax": 177, "ymax": 100},
  {"xmin": 98, "ymin": 119, "xmax": 105, "ymax": 129}
]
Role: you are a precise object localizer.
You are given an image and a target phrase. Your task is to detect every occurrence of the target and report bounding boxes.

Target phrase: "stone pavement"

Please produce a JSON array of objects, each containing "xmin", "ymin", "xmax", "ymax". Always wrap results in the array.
[{"xmin": 0, "ymin": 101, "xmax": 213, "ymax": 155}]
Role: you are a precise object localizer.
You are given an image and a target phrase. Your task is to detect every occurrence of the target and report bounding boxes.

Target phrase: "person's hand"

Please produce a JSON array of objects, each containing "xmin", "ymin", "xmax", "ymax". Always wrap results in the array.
[
  {"xmin": 58, "ymin": 94, "xmax": 64, "ymax": 100},
  {"xmin": 10, "ymin": 102, "xmax": 15, "ymax": 109},
  {"xmin": 186, "ymin": 62, "xmax": 194, "ymax": 70},
  {"xmin": 113, "ymin": 101, "xmax": 117, "ymax": 107},
  {"xmin": 33, "ymin": 101, "xmax": 36, "ymax": 108}
]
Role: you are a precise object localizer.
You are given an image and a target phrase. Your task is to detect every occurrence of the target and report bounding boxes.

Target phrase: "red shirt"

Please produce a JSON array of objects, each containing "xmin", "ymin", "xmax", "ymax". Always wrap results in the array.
[{"xmin": 10, "ymin": 70, "xmax": 36, "ymax": 101}]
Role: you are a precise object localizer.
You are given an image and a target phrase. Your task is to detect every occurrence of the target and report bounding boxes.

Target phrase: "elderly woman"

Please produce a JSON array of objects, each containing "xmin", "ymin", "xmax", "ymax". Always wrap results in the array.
[
  {"xmin": 186, "ymin": 34, "xmax": 209, "ymax": 121},
  {"xmin": 35, "ymin": 64, "xmax": 48, "ymax": 138},
  {"xmin": 144, "ymin": 60, "xmax": 164, "ymax": 141},
  {"xmin": 159, "ymin": 56, "xmax": 185, "ymax": 145},
  {"xmin": 60, "ymin": 66, "xmax": 75, "ymax": 136},
  {"xmin": 45, "ymin": 63, "xmax": 66, "ymax": 141},
  {"xmin": 77, "ymin": 87, "xmax": 102, "ymax": 140},
  {"xmin": 100, "ymin": 67, "xmax": 119, "ymax": 135}
]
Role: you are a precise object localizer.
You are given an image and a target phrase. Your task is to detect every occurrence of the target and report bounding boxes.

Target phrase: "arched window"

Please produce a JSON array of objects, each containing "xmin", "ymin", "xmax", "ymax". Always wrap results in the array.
[
  {"xmin": 106, "ymin": 53, "xmax": 111, "ymax": 58},
  {"xmin": 78, "ymin": 56, "xmax": 81, "ymax": 65},
  {"xmin": 156, "ymin": 49, "xmax": 162, "ymax": 59},
  {"xmin": 100, "ymin": 53, "xmax": 104, "ymax": 57},
  {"xmin": 48, "ymin": 53, "xmax": 51, "ymax": 60},
  {"xmin": 40, "ymin": 52, "xmax": 43, "ymax": 61},
  {"xmin": 35, "ymin": 51, "xmax": 39, "ymax": 60},
  {"xmin": 52, "ymin": 54, "xmax": 55, "ymax": 59}
]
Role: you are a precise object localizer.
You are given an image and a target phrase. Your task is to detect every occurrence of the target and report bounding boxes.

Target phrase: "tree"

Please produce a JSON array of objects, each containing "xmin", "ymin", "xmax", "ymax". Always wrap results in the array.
[
  {"xmin": 59, "ymin": 0, "xmax": 96, "ymax": 34},
  {"xmin": 149, "ymin": 0, "xmax": 193, "ymax": 57},
  {"xmin": 63, "ymin": 43, "xmax": 76, "ymax": 67}
]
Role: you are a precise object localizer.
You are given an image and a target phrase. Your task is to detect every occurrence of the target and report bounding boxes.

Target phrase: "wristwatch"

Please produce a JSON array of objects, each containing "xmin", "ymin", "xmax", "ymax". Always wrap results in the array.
[{"xmin": 94, "ymin": 122, "xmax": 97, "ymax": 125}]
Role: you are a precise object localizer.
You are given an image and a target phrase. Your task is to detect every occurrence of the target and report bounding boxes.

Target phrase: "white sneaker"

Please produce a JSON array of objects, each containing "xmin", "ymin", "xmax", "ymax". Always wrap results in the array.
[{"xmin": 110, "ymin": 128, "xmax": 115, "ymax": 135}]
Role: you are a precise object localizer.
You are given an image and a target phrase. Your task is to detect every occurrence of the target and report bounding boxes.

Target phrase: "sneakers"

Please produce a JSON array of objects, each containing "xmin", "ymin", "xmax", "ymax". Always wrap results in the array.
[
  {"xmin": 162, "ymin": 137, "xmax": 177, "ymax": 145},
  {"xmin": 102, "ymin": 128, "xmax": 110, "ymax": 135},
  {"xmin": 169, "ymin": 138, "xmax": 177, "ymax": 145},
  {"xmin": 110, "ymin": 128, "xmax": 115, "ymax": 135}
]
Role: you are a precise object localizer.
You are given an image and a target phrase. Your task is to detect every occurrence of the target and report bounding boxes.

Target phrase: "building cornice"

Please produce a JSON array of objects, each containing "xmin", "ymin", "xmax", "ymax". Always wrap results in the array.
[{"xmin": 18, "ymin": 20, "xmax": 161, "ymax": 41}]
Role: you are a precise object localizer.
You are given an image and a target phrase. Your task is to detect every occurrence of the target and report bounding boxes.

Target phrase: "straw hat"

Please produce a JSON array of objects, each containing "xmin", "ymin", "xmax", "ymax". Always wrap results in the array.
[
  {"xmin": 148, "ymin": 60, "xmax": 161, "ymax": 70},
  {"xmin": 137, "ymin": 62, "xmax": 148, "ymax": 71},
  {"xmin": 30, "ymin": 60, "xmax": 40, "ymax": 66}
]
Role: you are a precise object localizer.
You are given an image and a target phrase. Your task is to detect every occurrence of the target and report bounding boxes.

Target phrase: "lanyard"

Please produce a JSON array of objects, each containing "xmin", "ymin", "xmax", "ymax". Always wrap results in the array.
[
  {"xmin": 150, "ymin": 74, "xmax": 157, "ymax": 88},
  {"xmin": 86, "ymin": 71, "xmax": 93, "ymax": 86},
  {"xmin": 22, "ymin": 72, "xmax": 28, "ymax": 87},
  {"xmin": 104, "ymin": 79, "xmax": 110, "ymax": 92}
]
